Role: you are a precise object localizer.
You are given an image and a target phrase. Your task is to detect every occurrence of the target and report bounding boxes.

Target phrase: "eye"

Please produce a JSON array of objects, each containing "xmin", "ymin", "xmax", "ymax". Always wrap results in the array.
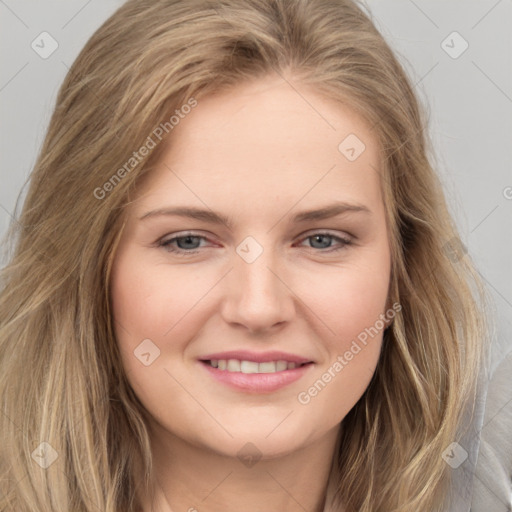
[
  {"xmin": 296, "ymin": 232, "xmax": 352, "ymax": 252},
  {"xmin": 158, "ymin": 232, "xmax": 210, "ymax": 255}
]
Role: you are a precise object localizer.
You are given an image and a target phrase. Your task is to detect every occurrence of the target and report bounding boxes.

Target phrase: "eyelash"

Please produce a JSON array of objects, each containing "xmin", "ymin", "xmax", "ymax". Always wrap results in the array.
[{"xmin": 157, "ymin": 231, "xmax": 352, "ymax": 256}]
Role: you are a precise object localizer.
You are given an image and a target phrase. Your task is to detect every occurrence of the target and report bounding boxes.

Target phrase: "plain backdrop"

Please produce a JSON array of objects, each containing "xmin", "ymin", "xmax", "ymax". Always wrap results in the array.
[{"xmin": 0, "ymin": 0, "xmax": 511, "ymax": 372}]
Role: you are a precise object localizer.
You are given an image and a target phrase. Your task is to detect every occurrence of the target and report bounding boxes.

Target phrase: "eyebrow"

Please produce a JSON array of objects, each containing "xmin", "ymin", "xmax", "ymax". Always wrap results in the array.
[{"xmin": 138, "ymin": 201, "xmax": 371, "ymax": 228}]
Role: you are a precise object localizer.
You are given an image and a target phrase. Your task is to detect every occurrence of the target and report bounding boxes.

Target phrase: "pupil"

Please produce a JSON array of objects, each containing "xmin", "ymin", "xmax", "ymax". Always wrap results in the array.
[
  {"xmin": 180, "ymin": 236, "xmax": 198, "ymax": 249},
  {"xmin": 313, "ymin": 235, "xmax": 330, "ymax": 248}
]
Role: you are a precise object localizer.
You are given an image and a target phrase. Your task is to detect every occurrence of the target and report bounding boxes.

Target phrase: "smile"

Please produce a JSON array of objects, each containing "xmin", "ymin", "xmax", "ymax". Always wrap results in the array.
[
  {"xmin": 198, "ymin": 351, "xmax": 315, "ymax": 393},
  {"xmin": 203, "ymin": 359, "xmax": 309, "ymax": 373}
]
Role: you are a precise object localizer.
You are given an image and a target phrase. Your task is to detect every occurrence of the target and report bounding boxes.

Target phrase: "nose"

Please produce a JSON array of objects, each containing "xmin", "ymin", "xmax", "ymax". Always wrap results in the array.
[{"xmin": 220, "ymin": 244, "xmax": 295, "ymax": 335}]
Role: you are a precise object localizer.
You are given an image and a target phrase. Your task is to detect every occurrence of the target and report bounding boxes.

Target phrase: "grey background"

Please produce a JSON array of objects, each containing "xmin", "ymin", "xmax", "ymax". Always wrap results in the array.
[{"xmin": 0, "ymin": 0, "xmax": 511, "ymax": 372}]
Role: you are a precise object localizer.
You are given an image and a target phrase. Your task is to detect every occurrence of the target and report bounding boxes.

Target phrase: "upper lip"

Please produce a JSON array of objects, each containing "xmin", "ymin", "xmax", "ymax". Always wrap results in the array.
[{"xmin": 199, "ymin": 350, "xmax": 313, "ymax": 364}]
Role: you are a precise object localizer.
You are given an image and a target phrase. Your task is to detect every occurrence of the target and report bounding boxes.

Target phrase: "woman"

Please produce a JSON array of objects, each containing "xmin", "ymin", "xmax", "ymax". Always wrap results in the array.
[{"xmin": 0, "ymin": 0, "xmax": 490, "ymax": 510}]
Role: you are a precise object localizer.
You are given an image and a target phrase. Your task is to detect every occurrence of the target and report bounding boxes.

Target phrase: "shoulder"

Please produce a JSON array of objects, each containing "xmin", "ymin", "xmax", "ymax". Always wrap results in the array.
[{"xmin": 471, "ymin": 349, "xmax": 512, "ymax": 511}]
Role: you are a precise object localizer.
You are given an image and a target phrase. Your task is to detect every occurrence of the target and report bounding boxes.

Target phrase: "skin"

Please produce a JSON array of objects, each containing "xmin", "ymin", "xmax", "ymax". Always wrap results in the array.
[{"xmin": 110, "ymin": 73, "xmax": 392, "ymax": 512}]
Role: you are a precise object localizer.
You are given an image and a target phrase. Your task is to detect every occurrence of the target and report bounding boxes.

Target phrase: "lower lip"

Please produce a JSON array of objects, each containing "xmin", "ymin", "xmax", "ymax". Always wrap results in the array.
[{"xmin": 199, "ymin": 361, "xmax": 314, "ymax": 393}]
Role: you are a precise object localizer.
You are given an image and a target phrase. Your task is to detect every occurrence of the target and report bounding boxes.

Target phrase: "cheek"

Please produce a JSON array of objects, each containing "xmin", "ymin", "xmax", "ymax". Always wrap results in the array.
[
  {"xmin": 109, "ymin": 254, "xmax": 203, "ymax": 424},
  {"xmin": 109, "ymin": 249, "xmax": 230, "ymax": 410},
  {"xmin": 298, "ymin": 255, "xmax": 390, "ymax": 350},
  {"xmin": 109, "ymin": 250, "xmax": 188, "ymax": 383},
  {"xmin": 292, "ymin": 254, "xmax": 390, "ymax": 415},
  {"xmin": 336, "ymin": 267, "xmax": 389, "ymax": 343},
  {"xmin": 110, "ymin": 252, "xmax": 202, "ymax": 346},
  {"xmin": 295, "ymin": 289, "xmax": 386, "ymax": 423}
]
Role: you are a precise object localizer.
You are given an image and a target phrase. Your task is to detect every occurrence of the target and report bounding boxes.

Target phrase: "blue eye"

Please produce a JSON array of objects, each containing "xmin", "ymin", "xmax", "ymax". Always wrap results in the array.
[
  {"xmin": 159, "ymin": 233, "xmax": 206, "ymax": 255},
  {"xmin": 158, "ymin": 231, "xmax": 352, "ymax": 256},
  {"xmin": 298, "ymin": 232, "xmax": 352, "ymax": 251}
]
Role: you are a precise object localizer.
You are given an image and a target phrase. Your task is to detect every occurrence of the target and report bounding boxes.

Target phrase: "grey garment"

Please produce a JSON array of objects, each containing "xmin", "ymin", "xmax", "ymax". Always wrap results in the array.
[
  {"xmin": 470, "ymin": 350, "xmax": 512, "ymax": 511},
  {"xmin": 443, "ymin": 359, "xmax": 490, "ymax": 512}
]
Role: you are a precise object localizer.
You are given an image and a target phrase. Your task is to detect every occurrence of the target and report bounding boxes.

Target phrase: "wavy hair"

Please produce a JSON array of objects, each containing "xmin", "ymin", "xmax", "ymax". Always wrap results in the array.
[{"xmin": 0, "ymin": 0, "xmax": 490, "ymax": 510}]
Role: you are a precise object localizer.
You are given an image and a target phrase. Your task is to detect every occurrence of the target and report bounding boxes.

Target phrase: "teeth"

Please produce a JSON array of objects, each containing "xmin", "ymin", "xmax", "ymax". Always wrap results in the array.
[
  {"xmin": 276, "ymin": 360, "xmax": 288, "ymax": 371},
  {"xmin": 258, "ymin": 362, "xmax": 277, "ymax": 373},
  {"xmin": 207, "ymin": 359, "xmax": 305, "ymax": 373},
  {"xmin": 240, "ymin": 360, "xmax": 259, "ymax": 373},
  {"xmin": 227, "ymin": 359, "xmax": 241, "ymax": 371}
]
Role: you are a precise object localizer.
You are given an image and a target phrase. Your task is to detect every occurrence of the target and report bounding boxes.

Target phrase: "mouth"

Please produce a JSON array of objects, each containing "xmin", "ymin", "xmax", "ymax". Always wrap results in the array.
[
  {"xmin": 200, "ymin": 359, "xmax": 313, "ymax": 373},
  {"xmin": 198, "ymin": 351, "xmax": 315, "ymax": 393}
]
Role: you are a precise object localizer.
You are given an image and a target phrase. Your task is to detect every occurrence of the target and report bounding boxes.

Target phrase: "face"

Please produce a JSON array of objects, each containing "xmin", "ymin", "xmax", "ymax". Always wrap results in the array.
[{"xmin": 110, "ymin": 74, "xmax": 392, "ymax": 460}]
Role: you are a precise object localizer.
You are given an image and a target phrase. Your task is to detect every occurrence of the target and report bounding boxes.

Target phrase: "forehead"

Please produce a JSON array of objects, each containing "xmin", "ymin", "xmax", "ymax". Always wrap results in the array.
[{"xmin": 133, "ymin": 75, "xmax": 383, "ymax": 219}]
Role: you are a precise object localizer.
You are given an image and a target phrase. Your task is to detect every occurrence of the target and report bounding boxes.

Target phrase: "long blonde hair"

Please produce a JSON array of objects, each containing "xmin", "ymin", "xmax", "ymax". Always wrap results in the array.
[{"xmin": 0, "ymin": 0, "xmax": 490, "ymax": 510}]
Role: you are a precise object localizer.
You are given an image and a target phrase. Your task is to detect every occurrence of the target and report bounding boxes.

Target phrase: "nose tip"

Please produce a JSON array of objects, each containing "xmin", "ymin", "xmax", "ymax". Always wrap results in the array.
[{"xmin": 220, "ymin": 249, "xmax": 295, "ymax": 334}]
